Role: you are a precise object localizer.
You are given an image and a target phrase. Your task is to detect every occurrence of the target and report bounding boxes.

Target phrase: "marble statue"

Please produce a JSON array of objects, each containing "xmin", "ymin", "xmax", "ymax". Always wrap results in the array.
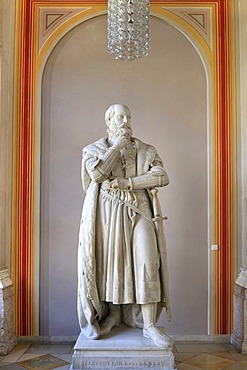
[{"xmin": 77, "ymin": 104, "xmax": 173, "ymax": 348}]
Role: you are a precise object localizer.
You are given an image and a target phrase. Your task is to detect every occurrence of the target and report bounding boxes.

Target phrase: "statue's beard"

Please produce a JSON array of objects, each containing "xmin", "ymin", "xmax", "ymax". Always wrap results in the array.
[{"xmin": 107, "ymin": 125, "xmax": 133, "ymax": 140}]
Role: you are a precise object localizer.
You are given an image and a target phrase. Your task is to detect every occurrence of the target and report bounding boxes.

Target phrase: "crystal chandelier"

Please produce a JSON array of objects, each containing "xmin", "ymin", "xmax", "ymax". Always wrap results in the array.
[{"xmin": 108, "ymin": 0, "xmax": 150, "ymax": 61}]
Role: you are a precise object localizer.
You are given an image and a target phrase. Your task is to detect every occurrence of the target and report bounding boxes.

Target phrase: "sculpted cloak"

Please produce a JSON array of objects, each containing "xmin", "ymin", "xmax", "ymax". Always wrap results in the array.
[{"xmin": 77, "ymin": 137, "xmax": 171, "ymax": 339}]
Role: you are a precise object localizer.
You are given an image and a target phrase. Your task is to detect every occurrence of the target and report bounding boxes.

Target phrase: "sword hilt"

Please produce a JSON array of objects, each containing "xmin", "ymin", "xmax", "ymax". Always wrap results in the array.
[
  {"xmin": 152, "ymin": 216, "xmax": 168, "ymax": 222},
  {"xmin": 151, "ymin": 187, "xmax": 159, "ymax": 213},
  {"xmin": 151, "ymin": 188, "xmax": 167, "ymax": 220}
]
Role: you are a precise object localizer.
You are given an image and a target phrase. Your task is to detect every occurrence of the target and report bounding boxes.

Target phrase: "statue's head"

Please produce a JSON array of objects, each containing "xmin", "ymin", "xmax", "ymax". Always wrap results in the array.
[{"xmin": 105, "ymin": 104, "xmax": 133, "ymax": 140}]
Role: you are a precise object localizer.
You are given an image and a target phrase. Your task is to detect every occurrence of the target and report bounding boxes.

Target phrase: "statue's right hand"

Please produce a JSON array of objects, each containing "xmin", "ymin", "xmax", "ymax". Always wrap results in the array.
[{"xmin": 112, "ymin": 135, "xmax": 130, "ymax": 150}]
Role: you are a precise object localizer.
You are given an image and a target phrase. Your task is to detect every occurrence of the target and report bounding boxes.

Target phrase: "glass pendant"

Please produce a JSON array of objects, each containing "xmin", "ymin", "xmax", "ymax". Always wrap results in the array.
[{"xmin": 108, "ymin": 0, "xmax": 150, "ymax": 61}]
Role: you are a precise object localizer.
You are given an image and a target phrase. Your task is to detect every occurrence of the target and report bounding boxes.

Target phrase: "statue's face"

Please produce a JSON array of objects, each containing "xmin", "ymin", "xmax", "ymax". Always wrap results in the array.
[{"xmin": 109, "ymin": 104, "xmax": 132, "ymax": 139}]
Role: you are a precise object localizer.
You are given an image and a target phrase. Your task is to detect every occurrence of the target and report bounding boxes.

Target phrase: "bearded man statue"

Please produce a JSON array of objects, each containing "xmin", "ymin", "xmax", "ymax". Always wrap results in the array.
[{"xmin": 77, "ymin": 103, "xmax": 173, "ymax": 348}]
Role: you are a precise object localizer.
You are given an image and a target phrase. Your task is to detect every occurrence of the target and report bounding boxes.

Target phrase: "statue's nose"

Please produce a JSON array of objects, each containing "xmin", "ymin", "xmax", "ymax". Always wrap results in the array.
[{"xmin": 123, "ymin": 115, "xmax": 128, "ymax": 123}]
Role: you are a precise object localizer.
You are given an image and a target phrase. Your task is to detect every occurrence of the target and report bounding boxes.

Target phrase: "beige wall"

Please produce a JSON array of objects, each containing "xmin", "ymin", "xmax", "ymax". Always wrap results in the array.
[
  {"xmin": 40, "ymin": 15, "xmax": 207, "ymax": 336},
  {"xmin": 236, "ymin": 0, "xmax": 247, "ymax": 269}
]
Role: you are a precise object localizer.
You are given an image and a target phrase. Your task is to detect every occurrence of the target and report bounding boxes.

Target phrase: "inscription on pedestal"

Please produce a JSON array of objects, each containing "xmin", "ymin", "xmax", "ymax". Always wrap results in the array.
[
  {"xmin": 71, "ymin": 325, "xmax": 175, "ymax": 370},
  {"xmin": 75, "ymin": 359, "xmax": 170, "ymax": 368}
]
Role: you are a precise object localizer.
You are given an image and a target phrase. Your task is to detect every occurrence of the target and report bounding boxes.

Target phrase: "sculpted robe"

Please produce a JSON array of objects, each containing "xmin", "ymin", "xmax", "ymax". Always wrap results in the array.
[{"xmin": 77, "ymin": 137, "xmax": 171, "ymax": 339}]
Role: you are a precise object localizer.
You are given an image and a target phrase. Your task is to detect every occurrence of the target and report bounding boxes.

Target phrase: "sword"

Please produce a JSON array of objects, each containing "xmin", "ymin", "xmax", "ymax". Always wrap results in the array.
[
  {"xmin": 151, "ymin": 188, "xmax": 168, "ymax": 223},
  {"xmin": 150, "ymin": 188, "xmax": 171, "ymax": 321}
]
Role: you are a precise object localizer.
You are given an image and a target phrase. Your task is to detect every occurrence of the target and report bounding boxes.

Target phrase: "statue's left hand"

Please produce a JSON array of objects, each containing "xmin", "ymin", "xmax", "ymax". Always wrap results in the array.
[{"xmin": 109, "ymin": 177, "xmax": 129, "ymax": 189}]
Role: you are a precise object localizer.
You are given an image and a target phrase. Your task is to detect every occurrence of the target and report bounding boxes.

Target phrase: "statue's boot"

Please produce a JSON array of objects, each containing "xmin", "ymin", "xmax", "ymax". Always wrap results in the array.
[
  {"xmin": 142, "ymin": 303, "xmax": 174, "ymax": 348},
  {"xmin": 143, "ymin": 325, "xmax": 174, "ymax": 348},
  {"xmin": 100, "ymin": 303, "xmax": 121, "ymax": 336}
]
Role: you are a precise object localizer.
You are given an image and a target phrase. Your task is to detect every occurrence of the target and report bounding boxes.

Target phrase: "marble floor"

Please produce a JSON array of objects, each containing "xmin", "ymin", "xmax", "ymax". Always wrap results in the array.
[{"xmin": 0, "ymin": 341, "xmax": 247, "ymax": 370}]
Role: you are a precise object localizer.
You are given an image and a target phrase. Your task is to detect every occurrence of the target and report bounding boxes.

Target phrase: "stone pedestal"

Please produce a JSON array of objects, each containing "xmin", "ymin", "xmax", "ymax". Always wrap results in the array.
[
  {"xmin": 71, "ymin": 325, "xmax": 175, "ymax": 370},
  {"xmin": 0, "ymin": 269, "xmax": 16, "ymax": 355},
  {"xmin": 231, "ymin": 268, "xmax": 247, "ymax": 353}
]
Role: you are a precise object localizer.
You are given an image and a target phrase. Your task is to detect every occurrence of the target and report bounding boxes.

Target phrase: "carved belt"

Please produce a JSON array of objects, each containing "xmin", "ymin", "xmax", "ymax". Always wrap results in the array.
[{"xmin": 99, "ymin": 187, "xmax": 153, "ymax": 224}]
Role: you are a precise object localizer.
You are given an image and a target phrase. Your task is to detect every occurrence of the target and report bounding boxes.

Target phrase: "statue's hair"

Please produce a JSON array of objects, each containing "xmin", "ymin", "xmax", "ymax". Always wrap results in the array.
[
  {"xmin": 105, "ymin": 105, "xmax": 115, "ymax": 127},
  {"xmin": 105, "ymin": 104, "xmax": 131, "ymax": 127}
]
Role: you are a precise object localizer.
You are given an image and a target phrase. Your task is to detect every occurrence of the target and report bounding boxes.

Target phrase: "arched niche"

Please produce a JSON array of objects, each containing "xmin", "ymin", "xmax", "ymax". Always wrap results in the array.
[{"xmin": 40, "ymin": 14, "xmax": 208, "ymax": 336}]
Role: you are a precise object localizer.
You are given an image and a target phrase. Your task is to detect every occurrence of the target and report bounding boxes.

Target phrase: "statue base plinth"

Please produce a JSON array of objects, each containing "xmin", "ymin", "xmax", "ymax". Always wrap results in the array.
[
  {"xmin": 71, "ymin": 325, "xmax": 175, "ymax": 369},
  {"xmin": 0, "ymin": 269, "xmax": 17, "ymax": 355},
  {"xmin": 231, "ymin": 268, "xmax": 247, "ymax": 353}
]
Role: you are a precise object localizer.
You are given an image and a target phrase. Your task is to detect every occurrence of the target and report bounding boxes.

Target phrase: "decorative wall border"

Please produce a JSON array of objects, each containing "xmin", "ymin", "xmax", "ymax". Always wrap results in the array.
[{"xmin": 13, "ymin": 0, "xmax": 236, "ymax": 335}]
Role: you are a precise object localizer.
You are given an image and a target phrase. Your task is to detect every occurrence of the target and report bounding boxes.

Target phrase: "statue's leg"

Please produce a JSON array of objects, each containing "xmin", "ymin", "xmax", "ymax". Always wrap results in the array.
[
  {"xmin": 142, "ymin": 303, "xmax": 174, "ymax": 348},
  {"xmin": 99, "ymin": 303, "xmax": 121, "ymax": 336},
  {"xmin": 141, "ymin": 302, "xmax": 157, "ymax": 327}
]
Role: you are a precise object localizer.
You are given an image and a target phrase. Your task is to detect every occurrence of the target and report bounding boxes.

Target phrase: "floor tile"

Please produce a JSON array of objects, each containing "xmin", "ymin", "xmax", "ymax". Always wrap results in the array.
[
  {"xmin": 25, "ymin": 345, "xmax": 72, "ymax": 355},
  {"xmin": 54, "ymin": 366, "xmax": 70, "ymax": 370},
  {"xmin": 18, "ymin": 354, "xmax": 69, "ymax": 370},
  {"xmin": 2, "ymin": 344, "xmax": 31, "ymax": 363},
  {"xmin": 213, "ymin": 352, "xmax": 235, "ymax": 360},
  {"xmin": 0, "ymin": 364, "xmax": 24, "ymax": 369},
  {"xmin": 177, "ymin": 363, "xmax": 203, "ymax": 370},
  {"xmin": 223, "ymin": 361, "xmax": 247, "ymax": 370},
  {"xmin": 176, "ymin": 344, "xmax": 226, "ymax": 353},
  {"xmin": 228, "ymin": 351, "xmax": 247, "ymax": 361},
  {"xmin": 174, "ymin": 353, "xmax": 199, "ymax": 362},
  {"xmin": 223, "ymin": 344, "xmax": 239, "ymax": 352},
  {"xmin": 18, "ymin": 354, "xmax": 46, "ymax": 362},
  {"xmin": 55, "ymin": 354, "xmax": 72, "ymax": 363},
  {"xmin": 183, "ymin": 353, "xmax": 235, "ymax": 369}
]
